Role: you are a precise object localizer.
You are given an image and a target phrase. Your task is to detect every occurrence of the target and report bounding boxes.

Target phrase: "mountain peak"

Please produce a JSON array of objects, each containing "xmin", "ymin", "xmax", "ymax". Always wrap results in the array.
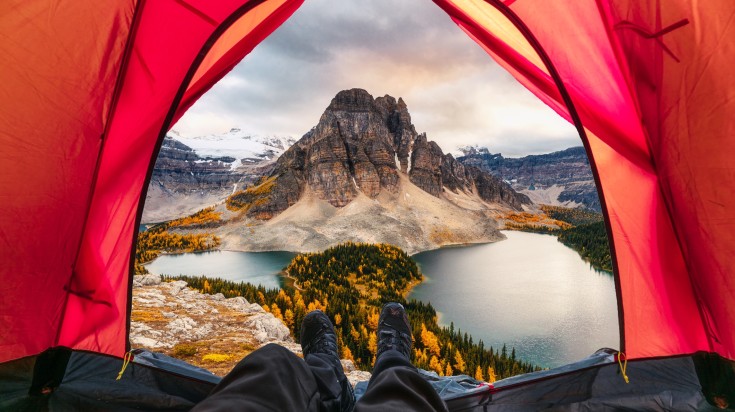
[
  {"xmin": 327, "ymin": 88, "xmax": 376, "ymax": 112},
  {"xmin": 228, "ymin": 89, "xmax": 530, "ymax": 219}
]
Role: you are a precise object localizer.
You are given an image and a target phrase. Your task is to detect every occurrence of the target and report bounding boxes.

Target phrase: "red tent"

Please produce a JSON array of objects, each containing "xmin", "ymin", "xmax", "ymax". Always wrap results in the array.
[{"xmin": 1, "ymin": 0, "xmax": 733, "ymax": 409}]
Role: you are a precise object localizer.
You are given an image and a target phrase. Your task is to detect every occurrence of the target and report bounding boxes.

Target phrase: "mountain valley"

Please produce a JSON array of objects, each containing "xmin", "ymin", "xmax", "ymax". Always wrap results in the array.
[{"xmin": 164, "ymin": 89, "xmax": 534, "ymax": 254}]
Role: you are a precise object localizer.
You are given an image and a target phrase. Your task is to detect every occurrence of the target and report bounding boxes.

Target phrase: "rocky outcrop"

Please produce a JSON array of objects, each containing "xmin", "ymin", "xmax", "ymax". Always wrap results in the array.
[
  {"xmin": 458, "ymin": 146, "xmax": 600, "ymax": 211},
  {"xmin": 410, "ymin": 135, "xmax": 529, "ymax": 207},
  {"xmin": 238, "ymin": 89, "xmax": 530, "ymax": 220},
  {"xmin": 131, "ymin": 274, "xmax": 370, "ymax": 383},
  {"xmin": 130, "ymin": 276, "xmax": 273, "ymax": 352},
  {"xmin": 409, "ymin": 134, "xmax": 445, "ymax": 196}
]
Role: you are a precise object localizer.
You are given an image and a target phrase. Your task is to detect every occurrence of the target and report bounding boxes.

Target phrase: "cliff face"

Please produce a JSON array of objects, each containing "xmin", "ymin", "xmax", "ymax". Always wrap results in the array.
[
  {"xmin": 151, "ymin": 137, "xmax": 243, "ymax": 193},
  {"xmin": 410, "ymin": 135, "xmax": 530, "ymax": 210},
  {"xmin": 143, "ymin": 133, "xmax": 294, "ymax": 223},
  {"xmin": 458, "ymin": 146, "xmax": 600, "ymax": 211},
  {"xmin": 234, "ymin": 89, "xmax": 530, "ymax": 219}
]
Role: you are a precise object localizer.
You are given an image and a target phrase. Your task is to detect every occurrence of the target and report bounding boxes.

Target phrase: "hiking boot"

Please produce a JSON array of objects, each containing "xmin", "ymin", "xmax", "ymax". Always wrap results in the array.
[
  {"xmin": 300, "ymin": 310, "xmax": 339, "ymax": 359},
  {"xmin": 300, "ymin": 310, "xmax": 356, "ymax": 412},
  {"xmin": 376, "ymin": 302, "xmax": 412, "ymax": 361}
]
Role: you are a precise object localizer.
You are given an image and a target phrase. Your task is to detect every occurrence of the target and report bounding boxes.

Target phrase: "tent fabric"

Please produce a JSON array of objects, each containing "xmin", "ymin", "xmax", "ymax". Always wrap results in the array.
[
  {"xmin": 62, "ymin": 0, "xmax": 303, "ymax": 358},
  {"xmin": 0, "ymin": 0, "xmax": 303, "ymax": 363},
  {"xmin": 0, "ymin": 0, "xmax": 734, "ymax": 397},
  {"xmin": 0, "ymin": 0, "xmax": 137, "ymax": 364},
  {"xmin": 433, "ymin": 0, "xmax": 735, "ymax": 360},
  {"xmin": 0, "ymin": 348, "xmax": 723, "ymax": 411},
  {"xmin": 603, "ymin": 0, "xmax": 735, "ymax": 360}
]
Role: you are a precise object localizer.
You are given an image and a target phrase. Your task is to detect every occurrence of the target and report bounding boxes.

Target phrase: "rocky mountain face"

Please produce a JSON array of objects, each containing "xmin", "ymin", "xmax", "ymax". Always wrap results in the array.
[
  {"xmin": 458, "ymin": 146, "xmax": 600, "ymax": 211},
  {"xmin": 232, "ymin": 88, "xmax": 530, "ymax": 220},
  {"xmin": 151, "ymin": 137, "xmax": 244, "ymax": 194},
  {"xmin": 142, "ymin": 133, "xmax": 293, "ymax": 223}
]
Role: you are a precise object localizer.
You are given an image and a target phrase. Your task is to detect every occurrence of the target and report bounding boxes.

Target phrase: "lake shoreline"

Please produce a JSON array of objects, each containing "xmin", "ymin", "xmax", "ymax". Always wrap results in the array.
[
  {"xmin": 147, "ymin": 232, "xmax": 618, "ymax": 369},
  {"xmin": 212, "ymin": 237, "xmax": 501, "ymax": 257},
  {"xmin": 409, "ymin": 230, "xmax": 619, "ymax": 368},
  {"xmin": 145, "ymin": 237, "xmax": 505, "ymax": 268}
]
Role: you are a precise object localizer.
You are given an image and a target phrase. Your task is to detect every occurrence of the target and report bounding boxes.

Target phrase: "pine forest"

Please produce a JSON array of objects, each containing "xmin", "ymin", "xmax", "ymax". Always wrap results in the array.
[{"xmin": 169, "ymin": 242, "xmax": 540, "ymax": 382}]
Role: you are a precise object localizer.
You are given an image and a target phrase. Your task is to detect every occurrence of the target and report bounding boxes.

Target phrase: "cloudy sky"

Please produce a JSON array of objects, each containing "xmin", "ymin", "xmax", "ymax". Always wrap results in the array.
[{"xmin": 173, "ymin": 0, "xmax": 581, "ymax": 157}]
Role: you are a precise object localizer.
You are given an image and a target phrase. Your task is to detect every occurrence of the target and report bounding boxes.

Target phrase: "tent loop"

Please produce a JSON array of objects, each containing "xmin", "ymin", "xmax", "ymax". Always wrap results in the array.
[
  {"xmin": 617, "ymin": 352, "xmax": 630, "ymax": 384},
  {"xmin": 613, "ymin": 19, "xmax": 690, "ymax": 63},
  {"xmin": 116, "ymin": 351, "xmax": 134, "ymax": 381}
]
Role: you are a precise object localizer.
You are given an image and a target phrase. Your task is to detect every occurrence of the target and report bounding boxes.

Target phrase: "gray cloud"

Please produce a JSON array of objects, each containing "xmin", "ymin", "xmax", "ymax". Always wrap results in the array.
[{"xmin": 174, "ymin": 0, "xmax": 580, "ymax": 158}]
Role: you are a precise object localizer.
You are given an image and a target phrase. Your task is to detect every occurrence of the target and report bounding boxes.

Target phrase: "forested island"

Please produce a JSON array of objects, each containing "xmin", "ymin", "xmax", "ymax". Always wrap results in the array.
[{"xmin": 170, "ymin": 242, "xmax": 539, "ymax": 381}]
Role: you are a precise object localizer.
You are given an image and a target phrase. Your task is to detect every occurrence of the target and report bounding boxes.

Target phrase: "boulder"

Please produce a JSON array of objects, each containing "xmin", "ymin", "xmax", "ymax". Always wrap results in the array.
[
  {"xmin": 245, "ymin": 313, "xmax": 292, "ymax": 343},
  {"xmin": 133, "ymin": 274, "xmax": 162, "ymax": 287}
]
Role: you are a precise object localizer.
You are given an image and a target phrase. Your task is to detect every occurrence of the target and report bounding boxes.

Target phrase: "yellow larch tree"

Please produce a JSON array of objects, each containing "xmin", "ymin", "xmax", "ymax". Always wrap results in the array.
[
  {"xmin": 420, "ymin": 323, "xmax": 441, "ymax": 357},
  {"xmin": 342, "ymin": 345, "xmax": 354, "ymax": 362},
  {"xmin": 284, "ymin": 309, "xmax": 294, "ymax": 329},
  {"xmin": 367, "ymin": 332, "xmax": 378, "ymax": 356},
  {"xmin": 429, "ymin": 356, "xmax": 443, "ymax": 375},
  {"xmin": 487, "ymin": 367, "xmax": 497, "ymax": 383},
  {"xmin": 453, "ymin": 349, "xmax": 466, "ymax": 373},
  {"xmin": 474, "ymin": 365, "xmax": 484, "ymax": 381}
]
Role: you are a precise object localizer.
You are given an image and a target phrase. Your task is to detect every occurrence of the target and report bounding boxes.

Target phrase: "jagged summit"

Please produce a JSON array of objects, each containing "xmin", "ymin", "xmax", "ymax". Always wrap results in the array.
[
  {"xmin": 229, "ymin": 89, "xmax": 530, "ymax": 220},
  {"xmin": 325, "ymin": 88, "xmax": 376, "ymax": 111}
]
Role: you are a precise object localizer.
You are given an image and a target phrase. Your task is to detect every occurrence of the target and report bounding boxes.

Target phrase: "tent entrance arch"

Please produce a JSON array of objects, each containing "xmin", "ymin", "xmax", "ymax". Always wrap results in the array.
[{"xmin": 1, "ymin": 0, "xmax": 734, "ymax": 410}]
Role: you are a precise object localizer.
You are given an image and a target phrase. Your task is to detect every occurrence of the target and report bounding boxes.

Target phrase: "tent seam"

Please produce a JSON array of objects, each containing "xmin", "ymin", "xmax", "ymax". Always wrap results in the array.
[
  {"xmin": 124, "ymin": 0, "xmax": 299, "ymax": 351},
  {"xmin": 597, "ymin": 0, "xmax": 714, "ymax": 353},
  {"xmin": 55, "ymin": 0, "xmax": 146, "ymax": 349}
]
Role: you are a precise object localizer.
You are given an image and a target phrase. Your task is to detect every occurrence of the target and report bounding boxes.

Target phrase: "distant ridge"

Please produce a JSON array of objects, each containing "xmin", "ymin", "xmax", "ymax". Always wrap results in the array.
[
  {"xmin": 458, "ymin": 146, "xmax": 600, "ymax": 211},
  {"xmin": 142, "ymin": 132, "xmax": 294, "ymax": 223}
]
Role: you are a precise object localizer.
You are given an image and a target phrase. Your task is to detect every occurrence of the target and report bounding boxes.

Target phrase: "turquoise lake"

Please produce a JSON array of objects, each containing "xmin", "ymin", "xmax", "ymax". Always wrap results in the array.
[{"xmin": 146, "ymin": 231, "xmax": 619, "ymax": 368}]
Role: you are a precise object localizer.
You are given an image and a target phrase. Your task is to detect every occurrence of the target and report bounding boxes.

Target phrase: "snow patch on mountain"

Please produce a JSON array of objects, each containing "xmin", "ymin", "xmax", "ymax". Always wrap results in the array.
[{"xmin": 169, "ymin": 128, "xmax": 296, "ymax": 170}]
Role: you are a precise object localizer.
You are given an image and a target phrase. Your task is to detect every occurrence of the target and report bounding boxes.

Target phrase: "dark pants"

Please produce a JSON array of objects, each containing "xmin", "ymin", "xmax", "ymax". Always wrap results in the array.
[{"xmin": 192, "ymin": 344, "xmax": 448, "ymax": 412}]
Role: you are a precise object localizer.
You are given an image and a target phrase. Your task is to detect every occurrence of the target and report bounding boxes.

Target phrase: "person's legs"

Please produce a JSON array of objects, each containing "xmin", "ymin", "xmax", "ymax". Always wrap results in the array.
[
  {"xmin": 300, "ymin": 310, "xmax": 356, "ymax": 412},
  {"xmin": 191, "ymin": 343, "xmax": 321, "ymax": 412},
  {"xmin": 193, "ymin": 304, "xmax": 444, "ymax": 411},
  {"xmin": 193, "ymin": 310, "xmax": 355, "ymax": 412},
  {"xmin": 355, "ymin": 303, "xmax": 448, "ymax": 412}
]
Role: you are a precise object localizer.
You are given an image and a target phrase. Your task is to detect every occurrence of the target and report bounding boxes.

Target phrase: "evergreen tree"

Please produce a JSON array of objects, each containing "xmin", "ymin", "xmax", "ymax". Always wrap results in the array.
[{"xmin": 165, "ymin": 242, "xmax": 540, "ymax": 379}]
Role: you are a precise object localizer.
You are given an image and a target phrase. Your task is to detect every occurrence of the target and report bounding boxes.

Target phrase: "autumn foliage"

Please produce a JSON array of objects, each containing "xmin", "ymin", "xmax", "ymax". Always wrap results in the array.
[
  {"xmin": 134, "ymin": 207, "xmax": 222, "ymax": 274},
  {"xmin": 171, "ymin": 242, "xmax": 539, "ymax": 380},
  {"xmin": 168, "ymin": 206, "xmax": 222, "ymax": 228},
  {"xmin": 503, "ymin": 210, "xmax": 571, "ymax": 232},
  {"xmin": 226, "ymin": 176, "xmax": 276, "ymax": 212}
]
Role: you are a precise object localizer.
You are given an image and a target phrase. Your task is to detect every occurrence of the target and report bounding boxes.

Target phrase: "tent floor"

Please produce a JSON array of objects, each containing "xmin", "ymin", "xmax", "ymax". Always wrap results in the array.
[{"xmin": 1, "ymin": 348, "xmax": 732, "ymax": 411}]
